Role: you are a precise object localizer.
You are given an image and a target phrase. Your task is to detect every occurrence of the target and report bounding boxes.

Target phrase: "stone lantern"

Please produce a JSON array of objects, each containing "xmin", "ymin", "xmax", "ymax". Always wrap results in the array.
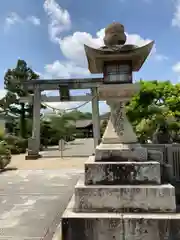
[
  {"xmin": 84, "ymin": 22, "xmax": 154, "ymax": 161},
  {"xmin": 61, "ymin": 23, "xmax": 179, "ymax": 240}
]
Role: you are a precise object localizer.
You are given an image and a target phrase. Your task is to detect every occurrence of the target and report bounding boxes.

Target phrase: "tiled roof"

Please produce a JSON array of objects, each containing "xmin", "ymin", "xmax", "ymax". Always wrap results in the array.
[
  {"xmin": 100, "ymin": 112, "xmax": 110, "ymax": 119},
  {"xmin": 75, "ymin": 120, "xmax": 92, "ymax": 128}
]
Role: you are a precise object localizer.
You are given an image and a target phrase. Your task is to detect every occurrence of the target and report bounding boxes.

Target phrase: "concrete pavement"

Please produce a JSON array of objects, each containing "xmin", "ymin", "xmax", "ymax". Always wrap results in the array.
[
  {"xmin": 0, "ymin": 138, "xmax": 95, "ymax": 239},
  {"xmin": 0, "ymin": 169, "xmax": 83, "ymax": 240}
]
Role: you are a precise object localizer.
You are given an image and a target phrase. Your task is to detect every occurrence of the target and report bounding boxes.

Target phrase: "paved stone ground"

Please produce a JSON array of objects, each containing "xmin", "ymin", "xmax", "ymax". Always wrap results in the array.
[
  {"xmin": 0, "ymin": 138, "xmax": 93, "ymax": 240},
  {"xmin": 0, "ymin": 169, "xmax": 83, "ymax": 240},
  {"xmin": 41, "ymin": 138, "xmax": 95, "ymax": 158}
]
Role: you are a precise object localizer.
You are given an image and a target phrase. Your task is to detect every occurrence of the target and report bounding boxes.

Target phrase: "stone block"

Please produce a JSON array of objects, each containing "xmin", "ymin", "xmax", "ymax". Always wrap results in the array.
[
  {"xmin": 95, "ymin": 143, "xmax": 148, "ymax": 161},
  {"xmin": 85, "ymin": 156, "xmax": 161, "ymax": 185},
  {"xmin": 62, "ymin": 196, "xmax": 180, "ymax": 240},
  {"xmin": 147, "ymin": 149, "xmax": 163, "ymax": 163},
  {"xmin": 143, "ymin": 144, "xmax": 167, "ymax": 162},
  {"xmin": 74, "ymin": 180, "xmax": 176, "ymax": 213}
]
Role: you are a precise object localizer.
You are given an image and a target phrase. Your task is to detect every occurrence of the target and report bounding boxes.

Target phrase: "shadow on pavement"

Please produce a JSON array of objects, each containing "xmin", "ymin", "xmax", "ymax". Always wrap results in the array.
[
  {"xmin": 41, "ymin": 155, "xmax": 91, "ymax": 159},
  {"xmin": 0, "ymin": 167, "xmax": 18, "ymax": 173},
  {"xmin": 69, "ymin": 142, "xmax": 84, "ymax": 145}
]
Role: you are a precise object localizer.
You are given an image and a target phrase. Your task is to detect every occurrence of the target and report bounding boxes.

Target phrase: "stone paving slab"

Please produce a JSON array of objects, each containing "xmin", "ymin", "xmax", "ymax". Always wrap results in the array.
[{"xmin": 0, "ymin": 169, "xmax": 83, "ymax": 240}]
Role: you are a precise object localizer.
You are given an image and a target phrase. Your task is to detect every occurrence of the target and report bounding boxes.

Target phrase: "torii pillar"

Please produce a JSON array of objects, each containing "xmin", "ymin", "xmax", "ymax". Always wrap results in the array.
[
  {"xmin": 91, "ymin": 87, "xmax": 101, "ymax": 149},
  {"xmin": 25, "ymin": 84, "xmax": 41, "ymax": 160}
]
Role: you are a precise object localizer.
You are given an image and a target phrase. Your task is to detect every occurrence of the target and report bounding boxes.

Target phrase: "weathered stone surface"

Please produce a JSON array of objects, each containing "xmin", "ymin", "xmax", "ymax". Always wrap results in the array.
[
  {"xmin": 147, "ymin": 149, "xmax": 163, "ymax": 163},
  {"xmin": 62, "ymin": 217, "xmax": 180, "ymax": 240},
  {"xmin": 143, "ymin": 144, "xmax": 167, "ymax": 162},
  {"xmin": 85, "ymin": 156, "xmax": 161, "ymax": 185},
  {"xmin": 62, "ymin": 196, "xmax": 180, "ymax": 240},
  {"xmin": 74, "ymin": 181, "xmax": 176, "ymax": 213},
  {"xmin": 98, "ymin": 84, "xmax": 139, "ymax": 101},
  {"xmin": 95, "ymin": 143, "xmax": 148, "ymax": 161},
  {"xmin": 101, "ymin": 98, "xmax": 138, "ymax": 145}
]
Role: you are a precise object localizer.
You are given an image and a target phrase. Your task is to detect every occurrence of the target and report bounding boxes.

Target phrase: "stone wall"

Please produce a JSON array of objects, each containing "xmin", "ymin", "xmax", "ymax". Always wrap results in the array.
[{"xmin": 142, "ymin": 144, "xmax": 180, "ymax": 182}]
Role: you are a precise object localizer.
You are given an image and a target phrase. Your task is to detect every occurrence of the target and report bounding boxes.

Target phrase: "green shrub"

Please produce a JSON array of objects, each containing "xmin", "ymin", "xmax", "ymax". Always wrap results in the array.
[
  {"xmin": 16, "ymin": 138, "xmax": 28, "ymax": 150},
  {"xmin": 0, "ymin": 127, "xmax": 5, "ymax": 141},
  {"xmin": 3, "ymin": 134, "xmax": 19, "ymax": 145},
  {"xmin": 0, "ymin": 141, "xmax": 11, "ymax": 169},
  {"xmin": 8, "ymin": 145, "xmax": 21, "ymax": 154},
  {"xmin": 3, "ymin": 134, "xmax": 27, "ymax": 154}
]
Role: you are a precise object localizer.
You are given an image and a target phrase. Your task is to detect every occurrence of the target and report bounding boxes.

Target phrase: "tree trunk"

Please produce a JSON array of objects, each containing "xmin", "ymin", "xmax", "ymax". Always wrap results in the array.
[{"xmin": 20, "ymin": 103, "xmax": 26, "ymax": 138}]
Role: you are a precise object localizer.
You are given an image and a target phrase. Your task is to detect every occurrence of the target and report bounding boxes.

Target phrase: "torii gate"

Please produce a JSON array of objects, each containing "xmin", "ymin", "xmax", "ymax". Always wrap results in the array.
[{"xmin": 21, "ymin": 77, "xmax": 104, "ymax": 159}]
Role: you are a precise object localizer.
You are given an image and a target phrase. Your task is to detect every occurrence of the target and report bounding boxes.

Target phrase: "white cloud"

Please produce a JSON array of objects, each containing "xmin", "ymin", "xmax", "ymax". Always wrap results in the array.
[
  {"xmin": 5, "ymin": 12, "xmax": 41, "ymax": 30},
  {"xmin": 43, "ymin": 0, "xmax": 168, "ymax": 79},
  {"xmin": 43, "ymin": 0, "xmax": 71, "ymax": 42},
  {"xmin": 172, "ymin": 0, "xmax": 180, "ymax": 27},
  {"xmin": 59, "ymin": 29, "xmax": 154, "ymax": 68},
  {"xmin": 172, "ymin": 61, "xmax": 180, "ymax": 73},
  {"xmin": 154, "ymin": 54, "xmax": 169, "ymax": 62},
  {"xmin": 43, "ymin": 26, "xmax": 168, "ymax": 85},
  {"xmin": 27, "ymin": 16, "xmax": 41, "ymax": 26},
  {"xmin": 44, "ymin": 60, "xmax": 89, "ymax": 78},
  {"xmin": 5, "ymin": 12, "xmax": 22, "ymax": 28},
  {"xmin": 59, "ymin": 30, "xmax": 104, "ymax": 67},
  {"xmin": 58, "ymin": 28, "xmax": 167, "ymax": 68},
  {"xmin": 44, "ymin": 26, "xmax": 157, "ymax": 79}
]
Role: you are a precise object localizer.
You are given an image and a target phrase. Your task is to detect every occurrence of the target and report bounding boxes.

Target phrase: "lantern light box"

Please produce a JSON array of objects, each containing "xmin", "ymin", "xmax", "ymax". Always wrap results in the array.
[{"xmin": 103, "ymin": 61, "xmax": 132, "ymax": 84}]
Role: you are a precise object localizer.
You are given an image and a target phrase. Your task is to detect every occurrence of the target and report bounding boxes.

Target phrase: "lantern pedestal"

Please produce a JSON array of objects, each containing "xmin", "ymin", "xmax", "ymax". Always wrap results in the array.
[{"xmin": 95, "ymin": 84, "xmax": 148, "ymax": 161}]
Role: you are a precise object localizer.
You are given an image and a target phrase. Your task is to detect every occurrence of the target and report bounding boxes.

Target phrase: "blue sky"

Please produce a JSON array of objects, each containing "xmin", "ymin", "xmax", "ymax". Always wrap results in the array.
[{"xmin": 0, "ymin": 0, "xmax": 180, "ymax": 113}]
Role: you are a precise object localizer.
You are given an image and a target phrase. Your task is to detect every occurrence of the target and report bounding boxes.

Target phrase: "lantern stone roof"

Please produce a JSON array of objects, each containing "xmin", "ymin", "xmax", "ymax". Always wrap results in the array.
[
  {"xmin": 84, "ymin": 22, "xmax": 154, "ymax": 74},
  {"xmin": 84, "ymin": 41, "xmax": 154, "ymax": 74}
]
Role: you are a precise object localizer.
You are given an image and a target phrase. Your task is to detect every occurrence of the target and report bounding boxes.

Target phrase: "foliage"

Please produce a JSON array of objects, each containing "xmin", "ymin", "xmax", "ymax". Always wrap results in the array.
[
  {"xmin": 49, "ymin": 115, "xmax": 76, "ymax": 139},
  {"xmin": 0, "ymin": 126, "xmax": 5, "ymax": 141},
  {"xmin": 3, "ymin": 134, "xmax": 27, "ymax": 154},
  {"xmin": 40, "ymin": 120, "xmax": 57, "ymax": 146},
  {"xmin": 0, "ymin": 60, "xmax": 40, "ymax": 138},
  {"xmin": 126, "ymin": 80, "xmax": 180, "ymax": 143},
  {"xmin": 39, "ymin": 110, "xmax": 92, "ymax": 146},
  {"xmin": 0, "ymin": 141, "xmax": 11, "ymax": 169},
  {"xmin": 64, "ymin": 110, "xmax": 92, "ymax": 120}
]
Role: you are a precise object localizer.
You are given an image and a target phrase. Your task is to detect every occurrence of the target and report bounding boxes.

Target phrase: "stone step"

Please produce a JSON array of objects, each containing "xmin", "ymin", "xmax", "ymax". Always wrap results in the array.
[
  {"xmin": 62, "ymin": 195, "xmax": 180, "ymax": 240},
  {"xmin": 85, "ymin": 156, "xmax": 161, "ymax": 185},
  {"xmin": 74, "ymin": 179, "xmax": 176, "ymax": 213}
]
